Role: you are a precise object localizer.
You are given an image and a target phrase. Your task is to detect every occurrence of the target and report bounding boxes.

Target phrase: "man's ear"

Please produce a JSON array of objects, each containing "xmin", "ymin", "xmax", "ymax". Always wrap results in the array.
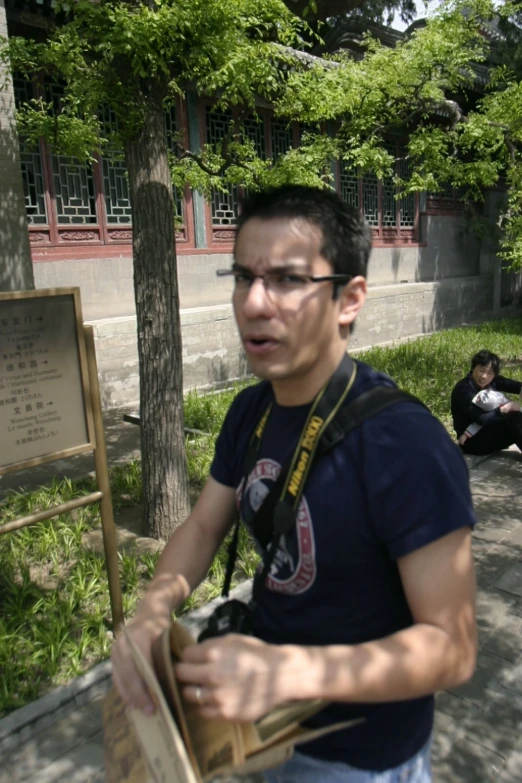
[{"xmin": 338, "ymin": 276, "xmax": 367, "ymax": 329}]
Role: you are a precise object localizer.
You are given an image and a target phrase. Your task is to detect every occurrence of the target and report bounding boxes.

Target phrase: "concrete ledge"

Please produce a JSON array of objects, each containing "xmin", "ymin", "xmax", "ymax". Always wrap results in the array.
[{"xmin": 0, "ymin": 580, "xmax": 252, "ymax": 752}]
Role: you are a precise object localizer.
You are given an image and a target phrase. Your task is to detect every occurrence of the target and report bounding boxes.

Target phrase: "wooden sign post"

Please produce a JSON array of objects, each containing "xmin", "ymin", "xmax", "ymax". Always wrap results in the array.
[{"xmin": 0, "ymin": 287, "xmax": 124, "ymax": 631}]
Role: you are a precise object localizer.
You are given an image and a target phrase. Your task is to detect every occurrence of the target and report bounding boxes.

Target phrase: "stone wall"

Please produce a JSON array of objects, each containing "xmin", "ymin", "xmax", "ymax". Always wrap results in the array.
[
  {"xmin": 30, "ymin": 210, "xmax": 518, "ymax": 408},
  {"xmin": 33, "ymin": 212, "xmax": 487, "ymax": 319},
  {"xmin": 89, "ymin": 304, "xmax": 247, "ymax": 408},
  {"xmin": 33, "ymin": 252, "xmax": 234, "ymax": 320},
  {"xmin": 88, "ymin": 275, "xmax": 495, "ymax": 408},
  {"xmin": 367, "ymin": 215, "xmax": 481, "ymax": 286}
]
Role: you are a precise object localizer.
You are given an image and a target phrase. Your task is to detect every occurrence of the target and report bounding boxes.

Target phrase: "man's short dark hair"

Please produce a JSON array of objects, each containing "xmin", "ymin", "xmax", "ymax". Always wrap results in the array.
[
  {"xmin": 235, "ymin": 185, "xmax": 372, "ymax": 280},
  {"xmin": 471, "ymin": 350, "xmax": 501, "ymax": 375}
]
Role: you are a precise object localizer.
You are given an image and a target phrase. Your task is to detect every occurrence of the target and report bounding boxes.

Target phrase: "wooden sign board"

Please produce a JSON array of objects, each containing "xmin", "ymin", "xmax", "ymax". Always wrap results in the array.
[{"xmin": 0, "ymin": 288, "xmax": 95, "ymax": 476}]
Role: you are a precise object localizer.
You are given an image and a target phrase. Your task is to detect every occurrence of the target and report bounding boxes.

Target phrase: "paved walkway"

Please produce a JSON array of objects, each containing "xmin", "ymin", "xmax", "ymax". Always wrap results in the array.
[{"xmin": 2, "ymin": 426, "xmax": 522, "ymax": 781}]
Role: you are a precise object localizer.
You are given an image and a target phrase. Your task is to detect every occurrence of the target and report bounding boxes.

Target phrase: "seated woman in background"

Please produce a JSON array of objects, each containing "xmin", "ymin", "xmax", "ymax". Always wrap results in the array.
[{"xmin": 451, "ymin": 349, "xmax": 522, "ymax": 455}]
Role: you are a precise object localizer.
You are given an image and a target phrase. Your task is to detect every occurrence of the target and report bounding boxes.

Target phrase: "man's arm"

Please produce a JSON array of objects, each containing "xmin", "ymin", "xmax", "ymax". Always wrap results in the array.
[
  {"xmin": 111, "ymin": 476, "xmax": 237, "ymax": 712},
  {"xmin": 176, "ymin": 527, "xmax": 476, "ymax": 721}
]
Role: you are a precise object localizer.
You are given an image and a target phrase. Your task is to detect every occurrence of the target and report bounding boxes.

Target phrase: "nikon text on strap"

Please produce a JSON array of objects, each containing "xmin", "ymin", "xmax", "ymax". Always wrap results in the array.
[{"xmin": 221, "ymin": 353, "xmax": 355, "ymax": 599}]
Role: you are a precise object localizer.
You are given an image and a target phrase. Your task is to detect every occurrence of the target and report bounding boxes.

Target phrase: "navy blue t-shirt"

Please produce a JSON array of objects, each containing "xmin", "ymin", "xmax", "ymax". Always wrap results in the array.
[{"xmin": 210, "ymin": 360, "xmax": 475, "ymax": 771}]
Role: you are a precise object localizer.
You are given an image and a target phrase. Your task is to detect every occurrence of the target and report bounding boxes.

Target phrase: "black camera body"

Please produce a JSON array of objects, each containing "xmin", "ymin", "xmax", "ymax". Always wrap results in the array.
[{"xmin": 197, "ymin": 599, "xmax": 254, "ymax": 642}]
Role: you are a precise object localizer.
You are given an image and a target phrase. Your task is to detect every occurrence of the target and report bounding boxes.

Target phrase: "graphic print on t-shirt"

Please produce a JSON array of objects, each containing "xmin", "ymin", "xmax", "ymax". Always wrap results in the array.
[{"xmin": 238, "ymin": 458, "xmax": 317, "ymax": 595}]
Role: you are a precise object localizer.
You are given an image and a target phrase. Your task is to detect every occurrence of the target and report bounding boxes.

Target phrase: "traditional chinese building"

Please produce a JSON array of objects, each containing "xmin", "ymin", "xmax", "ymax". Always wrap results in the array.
[{"xmin": 1, "ymin": 0, "xmax": 520, "ymax": 406}]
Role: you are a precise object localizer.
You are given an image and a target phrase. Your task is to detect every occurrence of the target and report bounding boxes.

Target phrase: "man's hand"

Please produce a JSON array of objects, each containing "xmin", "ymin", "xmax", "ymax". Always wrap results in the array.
[
  {"xmin": 175, "ymin": 635, "xmax": 300, "ymax": 722},
  {"xmin": 110, "ymin": 478, "xmax": 237, "ymax": 714},
  {"xmin": 501, "ymin": 401, "xmax": 521, "ymax": 414},
  {"xmin": 111, "ymin": 573, "xmax": 191, "ymax": 712},
  {"xmin": 458, "ymin": 432, "xmax": 470, "ymax": 445},
  {"xmin": 111, "ymin": 609, "xmax": 172, "ymax": 714}
]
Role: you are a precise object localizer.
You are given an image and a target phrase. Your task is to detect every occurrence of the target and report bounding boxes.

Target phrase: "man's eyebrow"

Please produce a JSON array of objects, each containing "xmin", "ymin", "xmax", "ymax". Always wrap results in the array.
[{"xmin": 231, "ymin": 262, "xmax": 311, "ymax": 273}]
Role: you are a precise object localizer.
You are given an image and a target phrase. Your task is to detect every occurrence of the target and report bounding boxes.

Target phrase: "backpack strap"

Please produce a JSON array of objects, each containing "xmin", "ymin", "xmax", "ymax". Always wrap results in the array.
[
  {"xmin": 222, "ymin": 384, "xmax": 427, "ymax": 597},
  {"xmin": 250, "ymin": 386, "xmax": 427, "ymax": 550},
  {"xmin": 317, "ymin": 386, "xmax": 428, "ymax": 457}
]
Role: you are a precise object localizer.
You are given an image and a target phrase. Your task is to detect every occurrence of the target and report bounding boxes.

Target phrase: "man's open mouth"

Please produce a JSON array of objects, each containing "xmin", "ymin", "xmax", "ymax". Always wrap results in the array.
[{"xmin": 244, "ymin": 337, "xmax": 279, "ymax": 353}]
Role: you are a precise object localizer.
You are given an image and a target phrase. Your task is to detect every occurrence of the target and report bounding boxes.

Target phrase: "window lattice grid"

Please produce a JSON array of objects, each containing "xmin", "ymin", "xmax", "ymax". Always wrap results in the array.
[
  {"xmin": 43, "ymin": 81, "xmax": 97, "ymax": 225},
  {"xmin": 44, "ymin": 81, "xmax": 66, "ymax": 115},
  {"xmin": 101, "ymin": 156, "xmax": 132, "ymax": 224},
  {"xmin": 206, "ymin": 106, "xmax": 233, "ymax": 146},
  {"xmin": 398, "ymin": 154, "xmax": 414, "ymax": 228},
  {"xmin": 13, "ymin": 76, "xmax": 34, "ymax": 110},
  {"xmin": 164, "ymin": 104, "xmax": 184, "ymax": 224},
  {"xmin": 100, "ymin": 106, "xmax": 132, "ymax": 225},
  {"xmin": 437, "ymin": 183, "xmax": 459, "ymax": 200},
  {"xmin": 299, "ymin": 123, "xmax": 319, "ymax": 141},
  {"xmin": 51, "ymin": 155, "xmax": 97, "ymax": 224},
  {"xmin": 362, "ymin": 174, "xmax": 379, "ymax": 227},
  {"xmin": 382, "ymin": 140, "xmax": 398, "ymax": 228},
  {"xmin": 211, "ymin": 186, "xmax": 239, "ymax": 227},
  {"xmin": 20, "ymin": 146, "xmax": 48, "ymax": 226},
  {"xmin": 164, "ymin": 103, "xmax": 178, "ymax": 152},
  {"xmin": 382, "ymin": 176, "xmax": 397, "ymax": 227},
  {"xmin": 339, "ymin": 161, "xmax": 359, "ymax": 210},
  {"xmin": 270, "ymin": 119, "xmax": 293, "ymax": 159},
  {"xmin": 427, "ymin": 183, "xmax": 463, "ymax": 209},
  {"xmin": 206, "ymin": 107, "xmax": 239, "ymax": 226},
  {"xmin": 243, "ymin": 115, "xmax": 266, "ymax": 159},
  {"xmin": 13, "ymin": 77, "xmax": 48, "ymax": 225}
]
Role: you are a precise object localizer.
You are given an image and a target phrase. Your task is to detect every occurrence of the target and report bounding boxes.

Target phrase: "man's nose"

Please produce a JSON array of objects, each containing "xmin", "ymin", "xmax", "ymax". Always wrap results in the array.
[{"xmin": 242, "ymin": 278, "xmax": 275, "ymax": 318}]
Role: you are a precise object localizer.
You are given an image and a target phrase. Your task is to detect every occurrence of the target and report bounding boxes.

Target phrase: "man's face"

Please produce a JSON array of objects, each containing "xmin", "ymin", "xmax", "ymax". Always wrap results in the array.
[
  {"xmin": 471, "ymin": 363, "xmax": 496, "ymax": 389},
  {"xmin": 233, "ymin": 216, "xmax": 355, "ymax": 390}
]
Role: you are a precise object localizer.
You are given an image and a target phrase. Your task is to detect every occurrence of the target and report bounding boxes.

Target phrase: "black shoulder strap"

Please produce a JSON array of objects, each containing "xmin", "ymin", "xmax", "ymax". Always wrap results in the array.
[
  {"xmin": 222, "ymin": 384, "xmax": 428, "ymax": 597},
  {"xmin": 317, "ymin": 386, "xmax": 428, "ymax": 457},
  {"xmin": 252, "ymin": 386, "xmax": 427, "ymax": 549}
]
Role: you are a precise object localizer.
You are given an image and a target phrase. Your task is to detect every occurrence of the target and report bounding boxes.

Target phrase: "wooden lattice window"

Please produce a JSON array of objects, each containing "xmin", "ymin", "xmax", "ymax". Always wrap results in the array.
[
  {"xmin": 425, "ymin": 185, "xmax": 464, "ymax": 215},
  {"xmin": 339, "ymin": 140, "xmax": 419, "ymax": 244},
  {"xmin": 13, "ymin": 77, "xmax": 48, "ymax": 227},
  {"xmin": 201, "ymin": 102, "xmax": 300, "ymax": 246},
  {"xmin": 13, "ymin": 77, "xmax": 192, "ymax": 256}
]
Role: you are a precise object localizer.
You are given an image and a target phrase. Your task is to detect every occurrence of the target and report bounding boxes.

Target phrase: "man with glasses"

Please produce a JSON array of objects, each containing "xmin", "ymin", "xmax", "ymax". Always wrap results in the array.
[
  {"xmin": 452, "ymin": 349, "xmax": 522, "ymax": 454},
  {"xmin": 112, "ymin": 185, "xmax": 477, "ymax": 782}
]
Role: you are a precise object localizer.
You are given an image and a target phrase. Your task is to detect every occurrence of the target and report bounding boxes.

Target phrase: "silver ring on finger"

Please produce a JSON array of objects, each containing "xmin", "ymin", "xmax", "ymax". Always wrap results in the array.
[{"xmin": 195, "ymin": 686, "xmax": 203, "ymax": 704}]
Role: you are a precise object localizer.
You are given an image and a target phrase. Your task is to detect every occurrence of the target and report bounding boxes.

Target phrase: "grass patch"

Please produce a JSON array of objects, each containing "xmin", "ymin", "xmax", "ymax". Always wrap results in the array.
[{"xmin": 1, "ymin": 317, "xmax": 522, "ymax": 716}]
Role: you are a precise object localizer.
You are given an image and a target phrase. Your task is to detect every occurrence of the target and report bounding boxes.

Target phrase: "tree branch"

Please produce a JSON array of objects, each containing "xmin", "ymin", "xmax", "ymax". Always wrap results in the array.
[
  {"xmin": 175, "ymin": 110, "xmax": 253, "ymax": 178},
  {"xmin": 176, "ymin": 147, "xmax": 221, "ymax": 176}
]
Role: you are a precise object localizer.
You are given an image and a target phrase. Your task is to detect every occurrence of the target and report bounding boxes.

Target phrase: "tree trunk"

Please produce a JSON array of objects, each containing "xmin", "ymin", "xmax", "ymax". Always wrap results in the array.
[
  {"xmin": 125, "ymin": 95, "xmax": 191, "ymax": 540},
  {"xmin": 0, "ymin": 3, "xmax": 35, "ymax": 293}
]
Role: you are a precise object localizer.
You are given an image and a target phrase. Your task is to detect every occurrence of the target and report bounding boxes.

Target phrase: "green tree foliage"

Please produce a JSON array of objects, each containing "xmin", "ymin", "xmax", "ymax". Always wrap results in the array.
[
  {"xmin": 496, "ymin": 0, "xmax": 522, "ymax": 78},
  {"xmin": 275, "ymin": 0, "xmax": 522, "ymax": 268}
]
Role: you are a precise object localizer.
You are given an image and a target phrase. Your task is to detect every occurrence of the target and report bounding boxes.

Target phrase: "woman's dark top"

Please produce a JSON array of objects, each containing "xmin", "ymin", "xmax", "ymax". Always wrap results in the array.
[{"xmin": 451, "ymin": 373, "xmax": 522, "ymax": 437}]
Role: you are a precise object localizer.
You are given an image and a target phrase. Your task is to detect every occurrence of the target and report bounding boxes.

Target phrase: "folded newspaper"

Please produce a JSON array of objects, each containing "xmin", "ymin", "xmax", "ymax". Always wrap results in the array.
[{"xmin": 103, "ymin": 621, "xmax": 362, "ymax": 783}]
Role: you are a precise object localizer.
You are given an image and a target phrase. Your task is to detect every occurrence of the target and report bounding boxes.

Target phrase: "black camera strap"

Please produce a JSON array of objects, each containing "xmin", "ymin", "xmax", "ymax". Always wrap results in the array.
[
  {"xmin": 222, "ymin": 353, "xmax": 355, "ymax": 600},
  {"xmin": 221, "ymin": 355, "xmax": 427, "ymax": 603}
]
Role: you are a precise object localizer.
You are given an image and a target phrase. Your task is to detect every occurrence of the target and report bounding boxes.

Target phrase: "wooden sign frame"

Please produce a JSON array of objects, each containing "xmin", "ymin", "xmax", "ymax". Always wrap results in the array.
[
  {"xmin": 0, "ymin": 287, "xmax": 95, "ymax": 475},
  {"xmin": 0, "ymin": 287, "xmax": 124, "ymax": 631}
]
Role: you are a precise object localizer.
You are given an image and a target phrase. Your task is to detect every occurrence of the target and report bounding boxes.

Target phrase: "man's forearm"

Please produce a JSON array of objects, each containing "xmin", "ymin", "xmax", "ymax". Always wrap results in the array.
[
  {"xmin": 136, "ymin": 517, "xmax": 226, "ymax": 619},
  {"xmin": 279, "ymin": 623, "xmax": 476, "ymax": 705}
]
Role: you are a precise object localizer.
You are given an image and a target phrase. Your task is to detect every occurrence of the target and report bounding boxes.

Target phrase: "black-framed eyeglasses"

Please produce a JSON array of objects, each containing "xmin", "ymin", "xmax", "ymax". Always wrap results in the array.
[{"xmin": 216, "ymin": 268, "xmax": 353, "ymax": 296}]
